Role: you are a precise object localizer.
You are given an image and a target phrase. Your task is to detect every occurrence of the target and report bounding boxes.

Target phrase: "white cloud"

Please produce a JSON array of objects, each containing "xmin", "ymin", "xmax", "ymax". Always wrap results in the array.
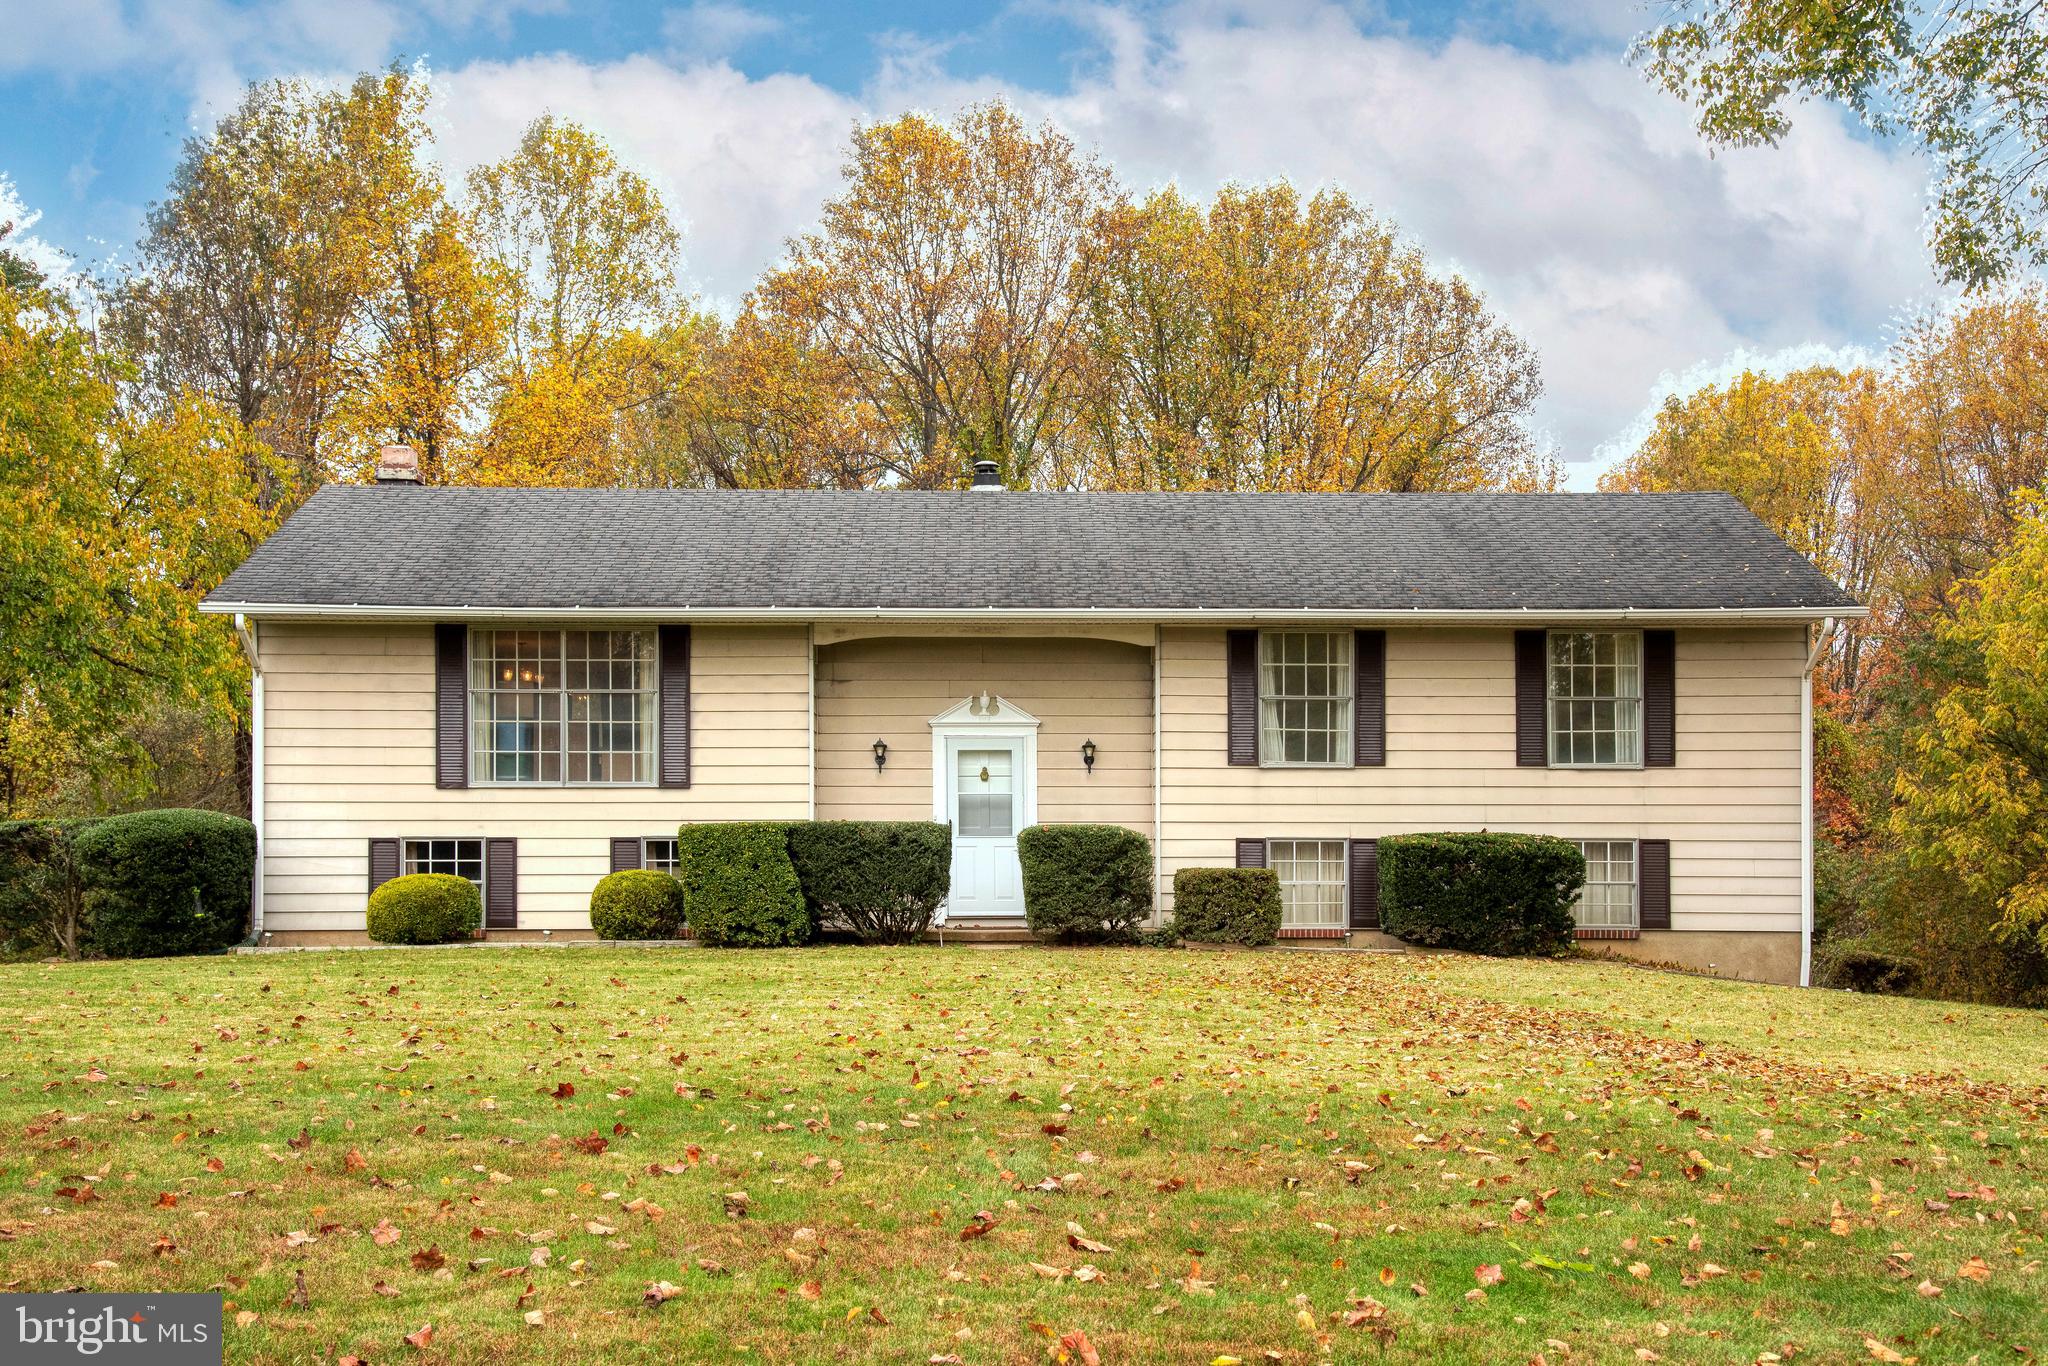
[
  {"xmin": 4, "ymin": 0, "xmax": 1946, "ymax": 475},
  {"xmin": 661, "ymin": 2, "xmax": 784, "ymax": 61},
  {"xmin": 0, "ymin": 176, "xmax": 77, "ymax": 283},
  {"xmin": 418, "ymin": 3, "xmax": 1938, "ymax": 473}
]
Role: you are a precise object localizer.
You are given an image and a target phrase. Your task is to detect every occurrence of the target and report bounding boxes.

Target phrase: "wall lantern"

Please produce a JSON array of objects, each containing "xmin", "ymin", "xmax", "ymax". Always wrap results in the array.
[
  {"xmin": 872, "ymin": 738, "xmax": 889, "ymax": 772},
  {"xmin": 1081, "ymin": 739, "xmax": 1098, "ymax": 773}
]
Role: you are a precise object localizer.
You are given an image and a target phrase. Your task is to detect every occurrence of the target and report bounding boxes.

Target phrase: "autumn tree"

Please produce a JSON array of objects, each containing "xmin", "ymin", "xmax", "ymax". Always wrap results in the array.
[
  {"xmin": 1891, "ymin": 495, "xmax": 2048, "ymax": 952},
  {"xmin": 731, "ymin": 101, "xmax": 1114, "ymax": 489},
  {"xmin": 0, "ymin": 276, "xmax": 288, "ymax": 816},
  {"xmin": 116, "ymin": 74, "xmax": 359, "ymax": 486},
  {"xmin": 1073, "ymin": 183, "xmax": 1545, "ymax": 492},
  {"xmin": 323, "ymin": 70, "xmax": 504, "ymax": 483},
  {"xmin": 1635, "ymin": 0, "xmax": 2048, "ymax": 287},
  {"xmin": 465, "ymin": 116, "xmax": 706, "ymax": 486},
  {"xmin": 1599, "ymin": 366, "xmax": 1898, "ymax": 692},
  {"xmin": 1883, "ymin": 287, "xmax": 2048, "ymax": 605}
]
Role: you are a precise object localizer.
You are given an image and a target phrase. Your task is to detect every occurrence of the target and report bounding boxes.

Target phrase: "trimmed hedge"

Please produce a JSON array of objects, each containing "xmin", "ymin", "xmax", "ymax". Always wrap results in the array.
[
  {"xmin": 1017, "ymin": 823, "xmax": 1153, "ymax": 943},
  {"xmin": 676, "ymin": 822, "xmax": 808, "ymax": 948},
  {"xmin": 0, "ymin": 819, "xmax": 93, "ymax": 959},
  {"xmin": 367, "ymin": 874, "xmax": 482, "ymax": 944},
  {"xmin": 786, "ymin": 821, "xmax": 950, "ymax": 944},
  {"xmin": 74, "ymin": 809, "xmax": 254, "ymax": 958},
  {"xmin": 1378, "ymin": 832, "xmax": 1583, "ymax": 957},
  {"xmin": 1172, "ymin": 867, "xmax": 1281, "ymax": 946},
  {"xmin": 589, "ymin": 869, "xmax": 686, "ymax": 940}
]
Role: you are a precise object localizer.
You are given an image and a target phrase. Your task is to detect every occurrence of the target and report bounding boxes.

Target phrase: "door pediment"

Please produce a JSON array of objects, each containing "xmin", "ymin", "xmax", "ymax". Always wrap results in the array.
[{"xmin": 928, "ymin": 692, "xmax": 1041, "ymax": 729}]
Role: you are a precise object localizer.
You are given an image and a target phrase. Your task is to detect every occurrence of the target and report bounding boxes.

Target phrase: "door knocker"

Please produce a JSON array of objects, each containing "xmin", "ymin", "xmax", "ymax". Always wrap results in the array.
[{"xmin": 978, "ymin": 765, "xmax": 990, "ymax": 782}]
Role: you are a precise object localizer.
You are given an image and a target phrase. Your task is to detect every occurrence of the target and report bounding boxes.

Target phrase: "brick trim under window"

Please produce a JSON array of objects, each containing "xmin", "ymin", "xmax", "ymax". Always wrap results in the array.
[{"xmin": 1574, "ymin": 925, "xmax": 1640, "ymax": 941}]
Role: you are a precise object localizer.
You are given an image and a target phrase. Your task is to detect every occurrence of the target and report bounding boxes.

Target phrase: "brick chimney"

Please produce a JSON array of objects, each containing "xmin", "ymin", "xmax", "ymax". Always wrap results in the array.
[{"xmin": 375, "ymin": 444, "xmax": 421, "ymax": 484}]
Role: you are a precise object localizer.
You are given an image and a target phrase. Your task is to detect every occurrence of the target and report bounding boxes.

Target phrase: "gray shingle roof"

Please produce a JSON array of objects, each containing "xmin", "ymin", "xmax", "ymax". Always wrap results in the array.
[{"xmin": 203, "ymin": 487, "xmax": 1859, "ymax": 614}]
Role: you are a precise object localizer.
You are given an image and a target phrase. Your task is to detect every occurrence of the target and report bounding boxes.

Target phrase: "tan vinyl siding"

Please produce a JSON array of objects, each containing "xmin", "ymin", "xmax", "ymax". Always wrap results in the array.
[
  {"xmin": 259, "ymin": 622, "xmax": 811, "ymax": 931},
  {"xmin": 814, "ymin": 636, "xmax": 1153, "ymax": 835},
  {"xmin": 1158, "ymin": 626, "xmax": 1806, "ymax": 932}
]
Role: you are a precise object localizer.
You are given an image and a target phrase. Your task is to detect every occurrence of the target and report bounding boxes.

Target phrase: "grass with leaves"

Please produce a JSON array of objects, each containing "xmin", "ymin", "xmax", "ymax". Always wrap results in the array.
[{"xmin": 0, "ymin": 947, "xmax": 2042, "ymax": 1364}]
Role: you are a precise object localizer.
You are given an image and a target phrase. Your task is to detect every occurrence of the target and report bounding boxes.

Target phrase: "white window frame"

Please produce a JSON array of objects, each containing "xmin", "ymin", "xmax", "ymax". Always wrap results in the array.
[
  {"xmin": 1546, "ymin": 629, "xmax": 1644, "ymax": 769},
  {"xmin": 1268, "ymin": 838, "xmax": 1349, "ymax": 932},
  {"xmin": 641, "ymin": 837, "xmax": 680, "ymax": 876},
  {"xmin": 1571, "ymin": 838, "xmax": 1638, "ymax": 931},
  {"xmin": 1258, "ymin": 631, "xmax": 1353, "ymax": 768},
  {"xmin": 402, "ymin": 837, "xmax": 486, "ymax": 900},
  {"xmin": 469, "ymin": 628, "xmax": 658, "ymax": 787}
]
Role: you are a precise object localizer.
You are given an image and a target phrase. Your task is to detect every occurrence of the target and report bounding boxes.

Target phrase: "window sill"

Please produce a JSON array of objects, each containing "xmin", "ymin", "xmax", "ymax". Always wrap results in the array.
[
  {"xmin": 468, "ymin": 782, "xmax": 660, "ymax": 790},
  {"xmin": 1574, "ymin": 927, "xmax": 1639, "ymax": 941}
]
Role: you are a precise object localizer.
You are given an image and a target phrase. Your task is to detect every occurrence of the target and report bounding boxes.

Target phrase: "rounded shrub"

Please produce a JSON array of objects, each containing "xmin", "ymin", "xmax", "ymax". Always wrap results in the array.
[
  {"xmin": 1017, "ymin": 823, "xmax": 1153, "ymax": 944},
  {"xmin": 1171, "ymin": 866, "xmax": 1281, "ymax": 946},
  {"xmin": 366, "ymin": 874, "xmax": 482, "ymax": 945},
  {"xmin": 785, "ymin": 820, "xmax": 950, "ymax": 943},
  {"xmin": 676, "ymin": 822, "xmax": 807, "ymax": 948},
  {"xmin": 589, "ymin": 869, "xmax": 686, "ymax": 940},
  {"xmin": 74, "ymin": 808, "xmax": 254, "ymax": 958},
  {"xmin": 1377, "ymin": 832, "xmax": 1583, "ymax": 957}
]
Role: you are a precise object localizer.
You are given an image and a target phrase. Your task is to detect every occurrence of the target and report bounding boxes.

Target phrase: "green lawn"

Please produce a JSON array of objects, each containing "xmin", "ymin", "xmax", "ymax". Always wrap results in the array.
[{"xmin": 1, "ymin": 947, "xmax": 2042, "ymax": 1365}]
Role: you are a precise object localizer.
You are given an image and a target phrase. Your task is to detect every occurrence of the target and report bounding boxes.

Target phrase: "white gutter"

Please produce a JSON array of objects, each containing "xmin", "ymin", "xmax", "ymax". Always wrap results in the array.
[
  {"xmin": 234, "ymin": 614, "xmax": 264, "ymax": 945},
  {"xmin": 1798, "ymin": 617, "xmax": 1840, "ymax": 987},
  {"xmin": 201, "ymin": 601, "xmax": 1866, "ymax": 625}
]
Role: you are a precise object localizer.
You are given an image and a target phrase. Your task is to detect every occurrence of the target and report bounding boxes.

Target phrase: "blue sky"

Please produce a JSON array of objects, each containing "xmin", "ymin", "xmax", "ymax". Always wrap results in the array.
[{"xmin": 0, "ymin": 0, "xmax": 1944, "ymax": 478}]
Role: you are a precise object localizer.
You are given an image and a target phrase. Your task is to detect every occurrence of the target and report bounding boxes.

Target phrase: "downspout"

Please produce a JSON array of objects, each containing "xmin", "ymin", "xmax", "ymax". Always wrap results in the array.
[
  {"xmin": 1798, "ymin": 617, "xmax": 1838, "ymax": 987},
  {"xmin": 806, "ymin": 624, "xmax": 817, "ymax": 820},
  {"xmin": 234, "ymin": 613, "xmax": 264, "ymax": 945},
  {"xmin": 1153, "ymin": 626, "xmax": 1164, "ymax": 928}
]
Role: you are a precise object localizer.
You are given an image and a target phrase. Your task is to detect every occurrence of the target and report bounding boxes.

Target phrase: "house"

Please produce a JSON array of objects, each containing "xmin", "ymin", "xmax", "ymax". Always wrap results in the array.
[{"xmin": 199, "ymin": 448, "xmax": 1863, "ymax": 984}]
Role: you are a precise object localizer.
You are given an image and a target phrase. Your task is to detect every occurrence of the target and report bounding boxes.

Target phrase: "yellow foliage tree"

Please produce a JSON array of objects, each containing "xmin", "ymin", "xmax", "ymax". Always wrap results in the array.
[
  {"xmin": 1074, "ymin": 183, "xmax": 1547, "ymax": 492},
  {"xmin": 465, "ymin": 116, "xmax": 708, "ymax": 487},
  {"xmin": 1892, "ymin": 494, "xmax": 2048, "ymax": 951},
  {"xmin": 0, "ymin": 279, "xmax": 290, "ymax": 815},
  {"xmin": 740, "ymin": 102, "xmax": 1115, "ymax": 488}
]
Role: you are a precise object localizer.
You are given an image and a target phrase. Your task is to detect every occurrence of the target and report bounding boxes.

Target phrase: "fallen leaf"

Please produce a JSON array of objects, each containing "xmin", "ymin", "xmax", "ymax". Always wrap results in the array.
[
  {"xmin": 403, "ymin": 1324, "xmax": 433, "ymax": 1349},
  {"xmin": 1475, "ymin": 1264, "xmax": 1505, "ymax": 1287}
]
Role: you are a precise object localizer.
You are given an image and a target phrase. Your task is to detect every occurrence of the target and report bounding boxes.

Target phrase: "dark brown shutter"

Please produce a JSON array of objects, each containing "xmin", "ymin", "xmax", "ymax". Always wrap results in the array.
[
  {"xmin": 1226, "ymin": 630, "xmax": 1259, "ymax": 766},
  {"xmin": 1234, "ymin": 837, "xmax": 1266, "ymax": 868},
  {"xmin": 1348, "ymin": 838, "xmax": 1378, "ymax": 929},
  {"xmin": 610, "ymin": 837, "xmax": 642, "ymax": 873},
  {"xmin": 1353, "ymin": 630, "xmax": 1386, "ymax": 767},
  {"xmin": 658, "ymin": 625, "xmax": 691, "ymax": 789},
  {"xmin": 1638, "ymin": 838, "xmax": 1670, "ymax": 930},
  {"xmin": 1643, "ymin": 629, "xmax": 1675, "ymax": 768},
  {"xmin": 367, "ymin": 838, "xmax": 400, "ymax": 894},
  {"xmin": 435, "ymin": 624, "xmax": 468, "ymax": 789},
  {"xmin": 485, "ymin": 838, "xmax": 518, "ymax": 929},
  {"xmin": 1514, "ymin": 629, "xmax": 1548, "ymax": 767}
]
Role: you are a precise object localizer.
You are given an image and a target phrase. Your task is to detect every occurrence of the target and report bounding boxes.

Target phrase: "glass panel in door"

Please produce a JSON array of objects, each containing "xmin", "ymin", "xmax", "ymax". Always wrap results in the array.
[{"xmin": 956, "ymin": 748, "xmax": 1014, "ymax": 837}]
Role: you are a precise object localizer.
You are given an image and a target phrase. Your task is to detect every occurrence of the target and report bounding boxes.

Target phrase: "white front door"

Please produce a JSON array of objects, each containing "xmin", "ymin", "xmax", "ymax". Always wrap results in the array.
[{"xmin": 946, "ymin": 736, "xmax": 1025, "ymax": 918}]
